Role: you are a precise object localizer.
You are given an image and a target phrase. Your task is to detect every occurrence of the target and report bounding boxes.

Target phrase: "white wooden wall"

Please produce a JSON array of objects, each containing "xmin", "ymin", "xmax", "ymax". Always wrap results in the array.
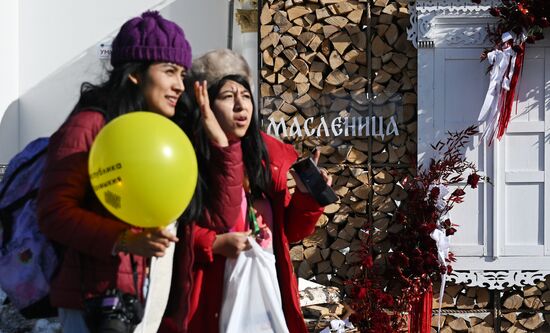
[{"xmin": 416, "ymin": 2, "xmax": 550, "ymax": 271}]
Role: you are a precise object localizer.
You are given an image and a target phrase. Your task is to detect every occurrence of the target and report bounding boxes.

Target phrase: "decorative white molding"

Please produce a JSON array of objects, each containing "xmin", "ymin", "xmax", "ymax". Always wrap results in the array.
[
  {"xmin": 407, "ymin": 1, "xmax": 418, "ymax": 49},
  {"xmin": 443, "ymin": 26, "xmax": 486, "ymax": 45},
  {"xmin": 408, "ymin": 0, "xmax": 498, "ymax": 48},
  {"xmin": 449, "ymin": 270, "xmax": 550, "ymax": 290},
  {"xmin": 416, "ymin": 0, "xmax": 496, "ymax": 15},
  {"xmin": 430, "ymin": 20, "xmax": 491, "ymax": 46}
]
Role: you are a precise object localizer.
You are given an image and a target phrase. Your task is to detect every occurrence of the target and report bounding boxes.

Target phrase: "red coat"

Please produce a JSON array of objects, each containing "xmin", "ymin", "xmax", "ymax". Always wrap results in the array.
[
  {"xmin": 161, "ymin": 132, "xmax": 323, "ymax": 333},
  {"xmin": 37, "ymin": 110, "xmax": 146, "ymax": 308},
  {"xmin": 38, "ymin": 110, "xmax": 245, "ymax": 310},
  {"xmin": 161, "ymin": 137, "xmax": 245, "ymax": 333}
]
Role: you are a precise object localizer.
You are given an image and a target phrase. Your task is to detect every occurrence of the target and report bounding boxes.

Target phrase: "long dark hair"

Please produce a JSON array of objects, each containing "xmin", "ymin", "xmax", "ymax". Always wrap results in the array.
[
  {"xmin": 173, "ymin": 90, "xmax": 206, "ymax": 223},
  {"xmin": 71, "ymin": 62, "xmax": 151, "ymax": 120},
  {"xmin": 72, "ymin": 61, "xmax": 204, "ymax": 222},
  {"xmin": 207, "ymin": 74, "xmax": 272, "ymax": 200}
]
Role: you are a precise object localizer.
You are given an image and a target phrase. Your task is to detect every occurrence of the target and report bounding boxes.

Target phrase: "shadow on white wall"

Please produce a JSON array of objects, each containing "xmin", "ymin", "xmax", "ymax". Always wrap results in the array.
[{"xmin": 0, "ymin": 0, "xmax": 233, "ymax": 164}]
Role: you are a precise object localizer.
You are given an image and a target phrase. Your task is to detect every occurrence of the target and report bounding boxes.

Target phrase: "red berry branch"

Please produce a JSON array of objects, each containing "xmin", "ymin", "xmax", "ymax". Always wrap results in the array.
[{"xmin": 348, "ymin": 126, "xmax": 488, "ymax": 332}]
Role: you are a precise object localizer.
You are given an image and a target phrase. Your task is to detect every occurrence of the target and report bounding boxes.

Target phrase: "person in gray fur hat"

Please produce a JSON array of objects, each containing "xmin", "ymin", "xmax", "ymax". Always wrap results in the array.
[{"xmin": 161, "ymin": 49, "xmax": 332, "ymax": 333}]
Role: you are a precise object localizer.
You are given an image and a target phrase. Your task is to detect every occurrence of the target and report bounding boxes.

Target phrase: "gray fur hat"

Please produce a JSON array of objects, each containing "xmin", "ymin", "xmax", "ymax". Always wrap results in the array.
[{"xmin": 189, "ymin": 49, "xmax": 253, "ymax": 89}]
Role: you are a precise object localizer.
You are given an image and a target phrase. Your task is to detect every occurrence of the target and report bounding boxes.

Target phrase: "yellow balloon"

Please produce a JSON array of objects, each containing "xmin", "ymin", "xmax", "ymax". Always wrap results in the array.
[{"xmin": 88, "ymin": 112, "xmax": 198, "ymax": 228}]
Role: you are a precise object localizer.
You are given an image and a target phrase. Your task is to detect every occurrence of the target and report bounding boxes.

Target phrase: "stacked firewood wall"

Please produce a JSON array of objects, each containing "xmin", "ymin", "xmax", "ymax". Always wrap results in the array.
[
  {"xmin": 432, "ymin": 278, "xmax": 550, "ymax": 333},
  {"xmin": 432, "ymin": 281, "xmax": 494, "ymax": 333},
  {"xmin": 259, "ymin": 0, "xmax": 417, "ymax": 302}
]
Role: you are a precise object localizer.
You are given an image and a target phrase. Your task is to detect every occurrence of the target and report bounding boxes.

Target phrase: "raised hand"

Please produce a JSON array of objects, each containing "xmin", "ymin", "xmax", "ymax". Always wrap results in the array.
[
  {"xmin": 194, "ymin": 80, "xmax": 229, "ymax": 147},
  {"xmin": 291, "ymin": 149, "xmax": 333, "ymax": 193}
]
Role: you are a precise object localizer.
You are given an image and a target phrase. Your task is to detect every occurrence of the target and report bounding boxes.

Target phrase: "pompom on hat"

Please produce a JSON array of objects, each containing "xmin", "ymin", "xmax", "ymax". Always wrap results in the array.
[
  {"xmin": 189, "ymin": 49, "xmax": 253, "ymax": 88},
  {"xmin": 111, "ymin": 11, "xmax": 192, "ymax": 69}
]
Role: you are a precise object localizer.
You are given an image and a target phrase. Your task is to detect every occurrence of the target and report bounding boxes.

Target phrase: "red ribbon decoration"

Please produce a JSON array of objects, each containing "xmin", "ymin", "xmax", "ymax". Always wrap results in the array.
[
  {"xmin": 496, "ymin": 42, "xmax": 526, "ymax": 141},
  {"xmin": 408, "ymin": 285, "xmax": 433, "ymax": 333}
]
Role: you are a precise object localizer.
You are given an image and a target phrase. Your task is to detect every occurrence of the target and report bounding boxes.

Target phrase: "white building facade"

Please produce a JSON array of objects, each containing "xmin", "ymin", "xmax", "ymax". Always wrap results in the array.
[{"xmin": 412, "ymin": 0, "xmax": 550, "ymax": 289}]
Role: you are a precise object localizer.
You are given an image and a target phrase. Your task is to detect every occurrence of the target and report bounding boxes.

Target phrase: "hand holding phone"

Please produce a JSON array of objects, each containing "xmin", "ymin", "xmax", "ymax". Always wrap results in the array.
[{"xmin": 291, "ymin": 157, "xmax": 338, "ymax": 206}]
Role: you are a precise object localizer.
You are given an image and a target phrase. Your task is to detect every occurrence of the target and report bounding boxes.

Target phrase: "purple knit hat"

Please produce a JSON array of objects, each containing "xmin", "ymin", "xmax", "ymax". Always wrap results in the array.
[{"xmin": 111, "ymin": 11, "xmax": 192, "ymax": 69}]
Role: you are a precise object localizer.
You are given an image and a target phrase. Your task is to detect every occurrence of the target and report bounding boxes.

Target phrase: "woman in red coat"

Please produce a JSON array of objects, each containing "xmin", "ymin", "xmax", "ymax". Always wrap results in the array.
[
  {"xmin": 161, "ymin": 49, "xmax": 331, "ymax": 333},
  {"xmin": 37, "ymin": 13, "xmax": 242, "ymax": 333}
]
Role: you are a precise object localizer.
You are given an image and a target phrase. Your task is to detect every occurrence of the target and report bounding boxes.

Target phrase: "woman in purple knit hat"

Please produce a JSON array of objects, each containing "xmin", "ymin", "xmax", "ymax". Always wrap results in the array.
[{"xmin": 37, "ymin": 11, "xmax": 242, "ymax": 333}]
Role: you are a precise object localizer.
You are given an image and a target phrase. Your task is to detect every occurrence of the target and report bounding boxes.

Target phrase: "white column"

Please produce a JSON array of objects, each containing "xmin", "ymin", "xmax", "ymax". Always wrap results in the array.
[
  {"xmin": 240, "ymin": 32, "xmax": 258, "ymax": 93},
  {"xmin": 233, "ymin": 3, "xmax": 259, "ymax": 98}
]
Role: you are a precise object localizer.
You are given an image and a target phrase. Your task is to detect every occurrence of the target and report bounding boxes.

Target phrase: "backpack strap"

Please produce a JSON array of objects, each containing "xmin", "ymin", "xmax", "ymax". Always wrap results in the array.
[
  {"xmin": 0, "ymin": 144, "xmax": 48, "ymax": 203},
  {"xmin": 0, "ymin": 142, "xmax": 48, "ymax": 247}
]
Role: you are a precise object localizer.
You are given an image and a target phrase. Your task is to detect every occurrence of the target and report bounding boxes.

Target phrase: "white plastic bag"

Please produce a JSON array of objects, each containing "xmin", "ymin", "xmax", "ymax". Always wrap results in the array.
[{"xmin": 220, "ymin": 237, "xmax": 290, "ymax": 333}]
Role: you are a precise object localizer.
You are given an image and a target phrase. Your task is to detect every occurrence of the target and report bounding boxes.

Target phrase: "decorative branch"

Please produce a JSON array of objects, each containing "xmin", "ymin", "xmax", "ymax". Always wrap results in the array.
[{"xmin": 348, "ymin": 126, "xmax": 487, "ymax": 332}]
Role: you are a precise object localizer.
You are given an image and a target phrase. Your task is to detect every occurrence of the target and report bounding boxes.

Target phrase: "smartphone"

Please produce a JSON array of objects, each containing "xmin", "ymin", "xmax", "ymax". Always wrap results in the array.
[{"xmin": 292, "ymin": 157, "xmax": 338, "ymax": 206}]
